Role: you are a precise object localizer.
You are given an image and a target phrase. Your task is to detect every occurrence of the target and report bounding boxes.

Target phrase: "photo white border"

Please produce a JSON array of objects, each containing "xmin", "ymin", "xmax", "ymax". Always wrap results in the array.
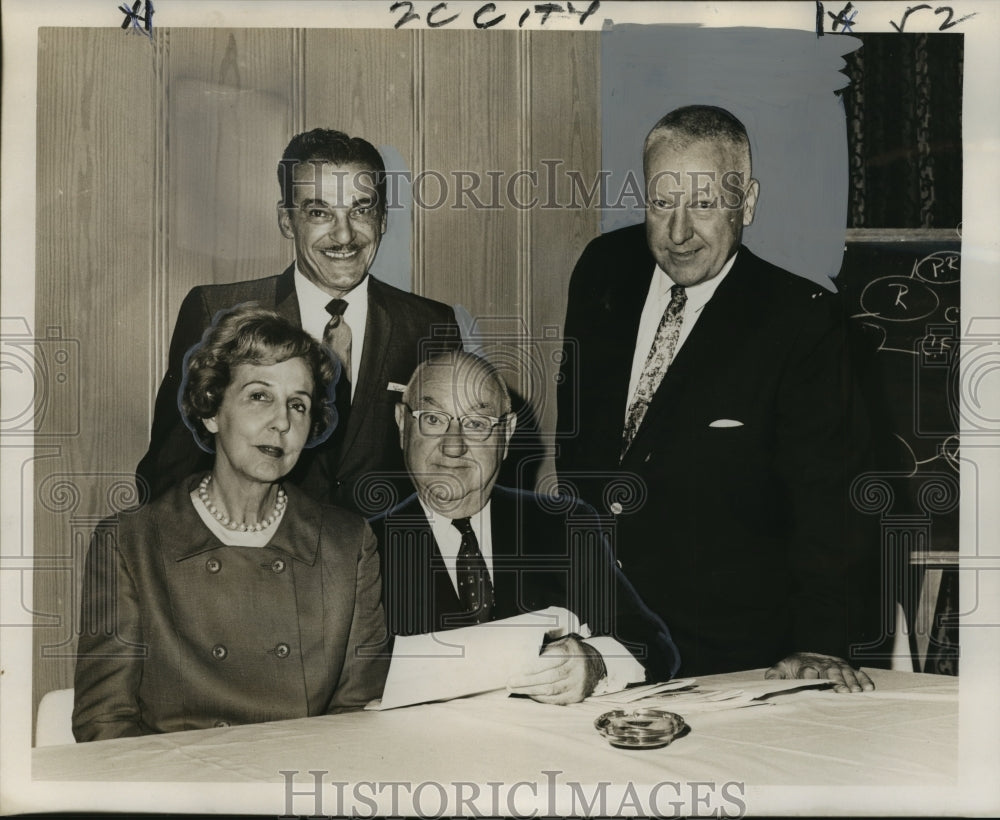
[{"xmin": 2, "ymin": 1, "xmax": 998, "ymax": 815}]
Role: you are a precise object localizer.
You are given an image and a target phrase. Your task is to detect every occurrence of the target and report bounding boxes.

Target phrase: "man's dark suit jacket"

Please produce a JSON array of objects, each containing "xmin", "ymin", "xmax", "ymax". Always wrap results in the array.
[
  {"xmin": 136, "ymin": 266, "xmax": 460, "ymax": 515},
  {"xmin": 367, "ymin": 486, "xmax": 681, "ymax": 683},
  {"xmin": 556, "ymin": 224, "xmax": 875, "ymax": 677}
]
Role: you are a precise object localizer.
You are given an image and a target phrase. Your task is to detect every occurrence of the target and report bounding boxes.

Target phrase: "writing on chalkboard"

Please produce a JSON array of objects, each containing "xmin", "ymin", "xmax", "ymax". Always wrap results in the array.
[
  {"xmin": 854, "ymin": 250, "xmax": 961, "ymax": 356},
  {"xmin": 856, "ymin": 248, "xmax": 960, "ymax": 351},
  {"xmin": 390, "ymin": 0, "xmax": 601, "ymax": 30},
  {"xmin": 840, "ymin": 239, "xmax": 960, "ymax": 493}
]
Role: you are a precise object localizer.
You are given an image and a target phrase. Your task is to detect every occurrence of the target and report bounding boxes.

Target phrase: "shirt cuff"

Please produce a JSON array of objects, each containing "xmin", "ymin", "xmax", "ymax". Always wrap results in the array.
[{"xmin": 584, "ymin": 636, "xmax": 646, "ymax": 696}]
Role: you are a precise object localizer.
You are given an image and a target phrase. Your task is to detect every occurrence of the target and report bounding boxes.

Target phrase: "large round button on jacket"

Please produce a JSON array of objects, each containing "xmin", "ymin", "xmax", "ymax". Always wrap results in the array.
[
  {"xmin": 205, "ymin": 557, "xmax": 221, "ymax": 573},
  {"xmin": 211, "ymin": 644, "xmax": 227, "ymax": 660},
  {"xmin": 274, "ymin": 643, "xmax": 290, "ymax": 659}
]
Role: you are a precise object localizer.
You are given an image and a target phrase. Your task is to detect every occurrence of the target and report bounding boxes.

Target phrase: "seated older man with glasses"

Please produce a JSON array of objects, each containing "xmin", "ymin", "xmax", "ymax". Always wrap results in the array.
[{"xmin": 368, "ymin": 351, "xmax": 680, "ymax": 705}]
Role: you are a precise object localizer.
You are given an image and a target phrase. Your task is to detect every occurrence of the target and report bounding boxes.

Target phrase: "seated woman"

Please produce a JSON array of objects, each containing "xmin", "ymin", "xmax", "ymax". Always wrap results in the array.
[{"xmin": 73, "ymin": 305, "xmax": 388, "ymax": 741}]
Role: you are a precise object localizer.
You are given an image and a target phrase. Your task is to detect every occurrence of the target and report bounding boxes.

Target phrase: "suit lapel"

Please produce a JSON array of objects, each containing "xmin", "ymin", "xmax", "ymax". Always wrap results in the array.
[
  {"xmin": 624, "ymin": 250, "xmax": 760, "ymax": 458},
  {"xmin": 337, "ymin": 276, "xmax": 392, "ymax": 463},
  {"xmin": 274, "ymin": 264, "xmax": 302, "ymax": 326},
  {"xmin": 408, "ymin": 491, "xmax": 521, "ymax": 627},
  {"xmin": 383, "ymin": 496, "xmax": 463, "ymax": 633},
  {"xmin": 596, "ymin": 244, "xmax": 658, "ymax": 433},
  {"xmin": 421, "ymin": 503, "xmax": 474, "ymax": 629},
  {"xmin": 429, "ymin": 539, "xmax": 465, "ymax": 626},
  {"xmin": 487, "ymin": 489, "xmax": 521, "ymax": 620}
]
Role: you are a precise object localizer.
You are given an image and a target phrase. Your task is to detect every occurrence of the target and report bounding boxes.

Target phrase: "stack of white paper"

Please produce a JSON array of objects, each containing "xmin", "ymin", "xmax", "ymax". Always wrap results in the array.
[{"xmin": 368, "ymin": 607, "xmax": 582, "ymax": 711}]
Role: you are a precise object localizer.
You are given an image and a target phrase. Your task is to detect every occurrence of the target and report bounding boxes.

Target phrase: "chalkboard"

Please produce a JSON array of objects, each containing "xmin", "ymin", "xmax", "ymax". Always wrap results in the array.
[
  {"xmin": 837, "ymin": 238, "xmax": 960, "ymax": 544},
  {"xmin": 836, "ymin": 238, "xmax": 960, "ymax": 672}
]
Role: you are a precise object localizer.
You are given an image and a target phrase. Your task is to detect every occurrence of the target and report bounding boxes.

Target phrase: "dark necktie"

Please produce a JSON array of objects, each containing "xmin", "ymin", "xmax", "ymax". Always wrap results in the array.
[
  {"xmin": 323, "ymin": 299, "xmax": 353, "ymax": 435},
  {"xmin": 451, "ymin": 517, "xmax": 494, "ymax": 624},
  {"xmin": 621, "ymin": 284, "xmax": 687, "ymax": 459}
]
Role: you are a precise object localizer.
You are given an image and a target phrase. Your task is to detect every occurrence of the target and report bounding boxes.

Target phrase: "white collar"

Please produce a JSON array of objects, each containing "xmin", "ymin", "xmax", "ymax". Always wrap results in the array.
[
  {"xmin": 652, "ymin": 250, "xmax": 738, "ymax": 312},
  {"xmin": 418, "ymin": 497, "xmax": 493, "ymax": 589},
  {"xmin": 293, "ymin": 265, "xmax": 370, "ymax": 309}
]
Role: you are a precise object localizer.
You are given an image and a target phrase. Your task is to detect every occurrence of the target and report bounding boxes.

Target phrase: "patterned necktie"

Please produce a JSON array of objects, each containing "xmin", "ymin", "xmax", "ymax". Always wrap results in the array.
[
  {"xmin": 323, "ymin": 298, "xmax": 352, "ymax": 403},
  {"xmin": 451, "ymin": 517, "xmax": 494, "ymax": 624},
  {"xmin": 621, "ymin": 284, "xmax": 687, "ymax": 458}
]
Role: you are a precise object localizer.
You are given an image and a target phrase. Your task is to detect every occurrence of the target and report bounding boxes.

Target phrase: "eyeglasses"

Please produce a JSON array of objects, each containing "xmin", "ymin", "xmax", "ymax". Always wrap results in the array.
[
  {"xmin": 403, "ymin": 407, "xmax": 507, "ymax": 442},
  {"xmin": 286, "ymin": 202, "xmax": 380, "ymax": 225}
]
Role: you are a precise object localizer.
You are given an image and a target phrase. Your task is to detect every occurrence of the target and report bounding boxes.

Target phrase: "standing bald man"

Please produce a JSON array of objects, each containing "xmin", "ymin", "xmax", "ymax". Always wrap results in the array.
[{"xmin": 557, "ymin": 105, "xmax": 875, "ymax": 689}]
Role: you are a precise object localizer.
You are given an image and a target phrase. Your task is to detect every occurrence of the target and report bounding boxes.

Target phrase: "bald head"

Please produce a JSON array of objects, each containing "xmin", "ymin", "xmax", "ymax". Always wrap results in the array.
[
  {"xmin": 396, "ymin": 351, "xmax": 516, "ymax": 518},
  {"xmin": 644, "ymin": 105, "xmax": 752, "ymax": 180},
  {"xmin": 402, "ymin": 351, "xmax": 512, "ymax": 417}
]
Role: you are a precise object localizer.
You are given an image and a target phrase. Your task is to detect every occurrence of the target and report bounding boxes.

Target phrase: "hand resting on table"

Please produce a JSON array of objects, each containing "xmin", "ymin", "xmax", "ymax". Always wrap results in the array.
[{"xmin": 765, "ymin": 652, "xmax": 875, "ymax": 693}]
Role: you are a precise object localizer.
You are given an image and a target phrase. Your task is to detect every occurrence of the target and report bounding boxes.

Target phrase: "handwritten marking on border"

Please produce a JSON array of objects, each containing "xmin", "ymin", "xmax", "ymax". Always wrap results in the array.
[
  {"xmin": 119, "ymin": 0, "xmax": 153, "ymax": 37},
  {"xmin": 889, "ymin": 4, "xmax": 977, "ymax": 33},
  {"xmin": 390, "ymin": 1, "xmax": 601, "ymax": 30}
]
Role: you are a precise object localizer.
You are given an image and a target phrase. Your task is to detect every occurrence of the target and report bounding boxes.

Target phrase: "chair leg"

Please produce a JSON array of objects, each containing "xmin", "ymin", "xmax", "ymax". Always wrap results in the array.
[
  {"xmin": 913, "ymin": 567, "xmax": 944, "ymax": 674},
  {"xmin": 890, "ymin": 602, "xmax": 917, "ymax": 672}
]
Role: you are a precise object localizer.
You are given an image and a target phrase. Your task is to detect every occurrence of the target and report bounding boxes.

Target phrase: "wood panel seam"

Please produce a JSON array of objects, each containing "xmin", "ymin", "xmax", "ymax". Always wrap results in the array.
[
  {"xmin": 293, "ymin": 28, "xmax": 305, "ymax": 135},
  {"xmin": 519, "ymin": 30, "xmax": 532, "ymax": 398},
  {"xmin": 412, "ymin": 30, "xmax": 425, "ymax": 297},
  {"xmin": 152, "ymin": 29, "xmax": 170, "ymax": 413}
]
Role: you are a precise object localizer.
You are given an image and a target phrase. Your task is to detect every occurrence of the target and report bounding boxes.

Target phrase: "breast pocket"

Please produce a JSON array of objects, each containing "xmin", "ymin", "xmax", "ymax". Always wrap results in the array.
[
  {"xmin": 698, "ymin": 419, "xmax": 751, "ymax": 458},
  {"xmin": 690, "ymin": 419, "xmax": 769, "ymax": 497}
]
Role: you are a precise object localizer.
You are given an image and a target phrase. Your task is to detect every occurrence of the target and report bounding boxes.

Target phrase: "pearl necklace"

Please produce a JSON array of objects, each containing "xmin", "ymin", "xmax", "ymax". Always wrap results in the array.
[{"xmin": 197, "ymin": 475, "xmax": 287, "ymax": 533}]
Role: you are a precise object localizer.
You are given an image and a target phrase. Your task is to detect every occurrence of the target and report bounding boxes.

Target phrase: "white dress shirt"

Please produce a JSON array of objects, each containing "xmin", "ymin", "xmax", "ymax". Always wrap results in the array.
[
  {"xmin": 422, "ymin": 498, "xmax": 494, "ymax": 590},
  {"xmin": 419, "ymin": 498, "xmax": 645, "ymax": 694},
  {"xmin": 624, "ymin": 252, "xmax": 738, "ymax": 420},
  {"xmin": 294, "ymin": 268, "xmax": 369, "ymax": 402}
]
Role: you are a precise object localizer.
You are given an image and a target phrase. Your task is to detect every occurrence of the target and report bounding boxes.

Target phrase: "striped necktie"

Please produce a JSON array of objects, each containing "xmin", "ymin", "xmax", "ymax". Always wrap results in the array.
[{"xmin": 322, "ymin": 298, "xmax": 352, "ymax": 392}]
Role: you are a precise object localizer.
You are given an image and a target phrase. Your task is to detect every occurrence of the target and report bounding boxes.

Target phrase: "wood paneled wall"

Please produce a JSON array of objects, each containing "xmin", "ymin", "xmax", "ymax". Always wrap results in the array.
[{"xmin": 32, "ymin": 28, "xmax": 600, "ymax": 726}]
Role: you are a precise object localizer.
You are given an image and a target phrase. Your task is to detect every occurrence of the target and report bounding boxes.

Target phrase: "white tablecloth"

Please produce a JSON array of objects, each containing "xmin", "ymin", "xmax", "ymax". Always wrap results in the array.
[{"xmin": 31, "ymin": 668, "xmax": 957, "ymax": 812}]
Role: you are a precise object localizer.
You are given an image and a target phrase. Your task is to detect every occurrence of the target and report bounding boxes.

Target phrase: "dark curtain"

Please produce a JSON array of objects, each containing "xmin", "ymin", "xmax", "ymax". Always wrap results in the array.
[{"xmin": 840, "ymin": 33, "xmax": 963, "ymax": 229}]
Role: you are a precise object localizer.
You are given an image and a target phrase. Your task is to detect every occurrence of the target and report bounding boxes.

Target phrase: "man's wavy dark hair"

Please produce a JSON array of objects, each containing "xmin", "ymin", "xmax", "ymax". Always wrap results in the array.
[{"xmin": 277, "ymin": 128, "xmax": 387, "ymax": 213}]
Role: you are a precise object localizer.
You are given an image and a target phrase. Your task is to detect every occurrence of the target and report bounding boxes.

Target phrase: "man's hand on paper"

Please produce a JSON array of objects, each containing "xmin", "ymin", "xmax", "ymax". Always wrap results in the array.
[
  {"xmin": 506, "ymin": 635, "xmax": 607, "ymax": 705},
  {"xmin": 765, "ymin": 651, "xmax": 875, "ymax": 693}
]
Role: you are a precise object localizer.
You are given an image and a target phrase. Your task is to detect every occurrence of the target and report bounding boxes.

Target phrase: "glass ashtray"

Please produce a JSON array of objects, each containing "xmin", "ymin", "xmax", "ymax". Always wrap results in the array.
[{"xmin": 594, "ymin": 708, "xmax": 689, "ymax": 750}]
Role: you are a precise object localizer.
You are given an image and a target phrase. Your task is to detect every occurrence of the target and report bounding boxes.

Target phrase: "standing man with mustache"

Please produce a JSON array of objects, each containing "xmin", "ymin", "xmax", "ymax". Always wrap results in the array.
[{"xmin": 137, "ymin": 129, "xmax": 460, "ymax": 514}]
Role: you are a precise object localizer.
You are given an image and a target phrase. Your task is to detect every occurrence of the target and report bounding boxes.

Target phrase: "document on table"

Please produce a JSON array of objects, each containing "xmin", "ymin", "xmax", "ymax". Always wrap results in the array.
[
  {"xmin": 587, "ymin": 678, "xmax": 698, "ymax": 704},
  {"xmin": 367, "ymin": 607, "xmax": 583, "ymax": 711},
  {"xmin": 585, "ymin": 677, "xmax": 836, "ymax": 713}
]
